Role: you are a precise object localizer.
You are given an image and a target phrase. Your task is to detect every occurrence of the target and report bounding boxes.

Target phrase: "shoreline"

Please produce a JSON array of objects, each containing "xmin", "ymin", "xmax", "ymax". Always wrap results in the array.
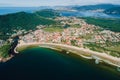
[
  {"xmin": 0, "ymin": 56, "xmax": 13, "ymax": 63},
  {"xmin": 17, "ymin": 42, "xmax": 120, "ymax": 68}
]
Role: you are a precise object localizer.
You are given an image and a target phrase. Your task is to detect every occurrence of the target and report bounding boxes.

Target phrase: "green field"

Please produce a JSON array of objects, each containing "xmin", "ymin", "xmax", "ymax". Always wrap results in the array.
[{"xmin": 43, "ymin": 26, "xmax": 63, "ymax": 32}]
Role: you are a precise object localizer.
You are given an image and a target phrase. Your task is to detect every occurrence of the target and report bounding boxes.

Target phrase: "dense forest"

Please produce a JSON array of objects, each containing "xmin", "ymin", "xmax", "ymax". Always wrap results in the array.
[
  {"xmin": 0, "ymin": 9, "xmax": 59, "ymax": 37},
  {"xmin": 35, "ymin": 9, "xmax": 60, "ymax": 18}
]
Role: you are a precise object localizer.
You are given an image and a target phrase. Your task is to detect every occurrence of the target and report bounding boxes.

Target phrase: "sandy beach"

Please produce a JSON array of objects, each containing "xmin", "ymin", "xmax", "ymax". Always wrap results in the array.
[{"xmin": 17, "ymin": 42, "xmax": 120, "ymax": 68}]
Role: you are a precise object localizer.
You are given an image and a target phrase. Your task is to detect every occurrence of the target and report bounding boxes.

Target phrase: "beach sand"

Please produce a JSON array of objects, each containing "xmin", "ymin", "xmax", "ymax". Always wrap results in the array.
[{"xmin": 17, "ymin": 42, "xmax": 120, "ymax": 68}]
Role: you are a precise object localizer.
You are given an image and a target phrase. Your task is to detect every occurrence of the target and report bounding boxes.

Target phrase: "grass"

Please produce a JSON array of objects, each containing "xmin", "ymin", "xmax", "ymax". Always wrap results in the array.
[
  {"xmin": 105, "ymin": 43, "xmax": 120, "ymax": 57},
  {"xmin": 0, "ymin": 44, "xmax": 11, "ymax": 58},
  {"xmin": 106, "ymin": 45, "xmax": 120, "ymax": 53},
  {"xmin": 84, "ymin": 42, "xmax": 120, "ymax": 57},
  {"xmin": 80, "ymin": 33, "xmax": 93, "ymax": 40},
  {"xmin": 43, "ymin": 26, "xmax": 63, "ymax": 32},
  {"xmin": 70, "ymin": 24, "xmax": 81, "ymax": 28}
]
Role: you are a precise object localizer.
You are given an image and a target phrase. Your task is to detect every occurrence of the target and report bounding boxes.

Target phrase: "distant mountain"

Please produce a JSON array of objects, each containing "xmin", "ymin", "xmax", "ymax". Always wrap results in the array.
[
  {"xmin": 104, "ymin": 7, "xmax": 120, "ymax": 15},
  {"xmin": 0, "ymin": 7, "xmax": 52, "ymax": 15},
  {"xmin": 0, "ymin": 10, "xmax": 58, "ymax": 36},
  {"xmin": 72, "ymin": 4, "xmax": 120, "ymax": 11}
]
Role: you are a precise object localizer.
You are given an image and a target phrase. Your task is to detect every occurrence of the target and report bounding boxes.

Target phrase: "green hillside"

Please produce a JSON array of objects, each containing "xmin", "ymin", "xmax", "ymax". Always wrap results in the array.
[
  {"xmin": 82, "ymin": 17, "xmax": 120, "ymax": 32},
  {"xmin": 0, "ymin": 11, "xmax": 57, "ymax": 36},
  {"xmin": 104, "ymin": 7, "xmax": 120, "ymax": 15},
  {"xmin": 35, "ymin": 9, "xmax": 60, "ymax": 18},
  {"xmin": 72, "ymin": 4, "xmax": 119, "ymax": 11}
]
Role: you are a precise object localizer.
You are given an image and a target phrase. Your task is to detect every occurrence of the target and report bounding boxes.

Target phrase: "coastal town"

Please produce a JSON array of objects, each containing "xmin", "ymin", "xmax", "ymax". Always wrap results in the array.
[
  {"xmin": 17, "ymin": 17, "xmax": 120, "ymax": 57},
  {"xmin": 0, "ymin": 16, "xmax": 119, "ymax": 65},
  {"xmin": 1, "ymin": 1, "xmax": 120, "ymax": 80},
  {"xmin": 0, "ymin": 16, "xmax": 120, "ymax": 61}
]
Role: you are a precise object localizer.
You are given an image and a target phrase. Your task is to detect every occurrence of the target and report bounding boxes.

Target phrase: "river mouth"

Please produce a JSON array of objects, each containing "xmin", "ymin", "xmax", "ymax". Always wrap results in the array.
[{"xmin": 0, "ymin": 47, "xmax": 120, "ymax": 80}]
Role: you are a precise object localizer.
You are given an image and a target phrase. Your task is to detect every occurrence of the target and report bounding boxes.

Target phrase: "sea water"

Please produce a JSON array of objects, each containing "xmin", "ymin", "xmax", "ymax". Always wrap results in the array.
[{"xmin": 0, "ymin": 47, "xmax": 119, "ymax": 80}]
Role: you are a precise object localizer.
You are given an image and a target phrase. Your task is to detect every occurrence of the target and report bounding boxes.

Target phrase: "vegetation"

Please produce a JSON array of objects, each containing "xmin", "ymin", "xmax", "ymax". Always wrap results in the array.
[
  {"xmin": 35, "ymin": 9, "xmax": 60, "ymax": 18},
  {"xmin": 43, "ymin": 26, "xmax": 63, "ymax": 32},
  {"xmin": 80, "ymin": 34, "xmax": 93, "ymax": 40},
  {"xmin": 104, "ymin": 7, "xmax": 120, "ymax": 15},
  {"xmin": 0, "ymin": 44, "xmax": 10, "ymax": 58},
  {"xmin": 71, "ymin": 24, "xmax": 81, "ymax": 28},
  {"xmin": 82, "ymin": 17, "xmax": 120, "ymax": 32},
  {"xmin": 71, "ymin": 40, "xmax": 77, "ymax": 46},
  {"xmin": 72, "ymin": 4, "xmax": 120, "ymax": 11},
  {"xmin": 0, "ymin": 9, "xmax": 60, "ymax": 59},
  {"xmin": 0, "ymin": 10, "xmax": 59, "ymax": 39},
  {"xmin": 84, "ymin": 42, "xmax": 120, "ymax": 57}
]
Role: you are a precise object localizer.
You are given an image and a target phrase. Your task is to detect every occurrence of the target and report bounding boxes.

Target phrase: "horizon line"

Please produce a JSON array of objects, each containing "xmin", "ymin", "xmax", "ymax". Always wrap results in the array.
[{"xmin": 0, "ymin": 3, "xmax": 120, "ymax": 7}]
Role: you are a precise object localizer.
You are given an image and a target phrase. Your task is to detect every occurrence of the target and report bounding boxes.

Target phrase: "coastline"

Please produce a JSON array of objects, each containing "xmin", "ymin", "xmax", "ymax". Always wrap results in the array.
[
  {"xmin": 16, "ymin": 42, "xmax": 120, "ymax": 68},
  {"xmin": 0, "ymin": 56, "xmax": 13, "ymax": 63}
]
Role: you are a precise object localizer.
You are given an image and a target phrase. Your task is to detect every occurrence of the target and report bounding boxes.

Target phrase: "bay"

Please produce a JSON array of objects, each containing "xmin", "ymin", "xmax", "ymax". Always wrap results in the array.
[
  {"xmin": 0, "ymin": 47, "xmax": 120, "ymax": 80},
  {"xmin": 60, "ymin": 11, "xmax": 120, "ymax": 18}
]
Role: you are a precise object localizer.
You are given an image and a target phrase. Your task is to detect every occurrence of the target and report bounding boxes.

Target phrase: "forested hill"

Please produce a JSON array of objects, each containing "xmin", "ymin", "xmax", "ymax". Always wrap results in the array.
[
  {"xmin": 0, "ymin": 10, "xmax": 59, "ymax": 36},
  {"xmin": 72, "ymin": 4, "xmax": 119, "ymax": 11},
  {"xmin": 104, "ymin": 7, "xmax": 120, "ymax": 15},
  {"xmin": 82, "ymin": 17, "xmax": 120, "ymax": 32},
  {"xmin": 35, "ymin": 9, "xmax": 60, "ymax": 18}
]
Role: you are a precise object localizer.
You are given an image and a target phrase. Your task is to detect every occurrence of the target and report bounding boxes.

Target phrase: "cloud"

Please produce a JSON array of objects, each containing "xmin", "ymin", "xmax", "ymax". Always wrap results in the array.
[
  {"xmin": 0, "ymin": 3, "xmax": 13, "ymax": 7},
  {"xmin": 0, "ymin": 0, "xmax": 120, "ymax": 7}
]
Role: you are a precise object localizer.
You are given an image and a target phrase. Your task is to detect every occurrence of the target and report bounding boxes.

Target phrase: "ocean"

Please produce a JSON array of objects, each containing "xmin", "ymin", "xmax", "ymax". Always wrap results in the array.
[
  {"xmin": 60, "ymin": 11, "xmax": 120, "ymax": 18},
  {"xmin": 0, "ymin": 47, "xmax": 119, "ymax": 80},
  {"xmin": 0, "ymin": 7, "xmax": 120, "ymax": 18},
  {"xmin": 0, "ymin": 7, "xmax": 48, "ymax": 15}
]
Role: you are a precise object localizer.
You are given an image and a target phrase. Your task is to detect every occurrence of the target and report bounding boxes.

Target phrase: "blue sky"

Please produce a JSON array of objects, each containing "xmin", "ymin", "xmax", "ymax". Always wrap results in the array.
[{"xmin": 0, "ymin": 0, "xmax": 120, "ymax": 7}]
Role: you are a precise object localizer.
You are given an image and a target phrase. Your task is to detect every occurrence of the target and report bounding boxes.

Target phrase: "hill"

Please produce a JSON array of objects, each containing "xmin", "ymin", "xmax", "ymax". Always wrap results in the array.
[
  {"xmin": 35, "ymin": 9, "xmax": 60, "ymax": 18},
  {"xmin": 82, "ymin": 17, "xmax": 120, "ymax": 32},
  {"xmin": 0, "ymin": 10, "xmax": 58, "ymax": 37},
  {"xmin": 72, "ymin": 4, "xmax": 120, "ymax": 11},
  {"xmin": 104, "ymin": 7, "xmax": 120, "ymax": 15}
]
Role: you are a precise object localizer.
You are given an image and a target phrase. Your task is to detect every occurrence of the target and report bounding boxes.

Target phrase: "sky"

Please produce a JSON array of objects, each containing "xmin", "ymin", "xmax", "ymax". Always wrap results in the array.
[{"xmin": 0, "ymin": 0, "xmax": 120, "ymax": 7}]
